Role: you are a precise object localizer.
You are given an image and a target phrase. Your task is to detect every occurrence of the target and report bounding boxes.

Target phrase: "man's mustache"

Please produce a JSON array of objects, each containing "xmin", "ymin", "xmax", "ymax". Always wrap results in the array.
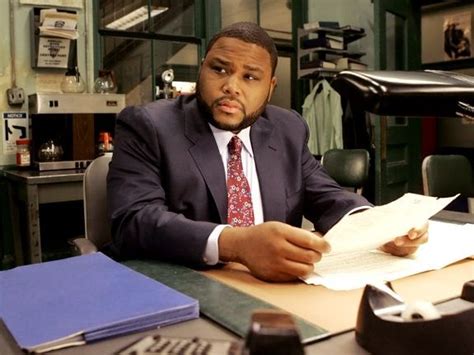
[{"xmin": 212, "ymin": 96, "xmax": 245, "ymax": 113}]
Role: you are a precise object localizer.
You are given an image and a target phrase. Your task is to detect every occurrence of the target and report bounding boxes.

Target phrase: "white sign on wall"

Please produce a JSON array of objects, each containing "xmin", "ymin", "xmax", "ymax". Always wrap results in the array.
[
  {"xmin": 37, "ymin": 37, "xmax": 70, "ymax": 68},
  {"xmin": 3, "ymin": 112, "xmax": 29, "ymax": 155}
]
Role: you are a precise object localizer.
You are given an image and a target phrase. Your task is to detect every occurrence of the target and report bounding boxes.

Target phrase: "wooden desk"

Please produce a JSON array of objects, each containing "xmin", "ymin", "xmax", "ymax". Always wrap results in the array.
[
  {"xmin": 203, "ymin": 259, "xmax": 474, "ymax": 333},
  {"xmin": 1, "ymin": 212, "xmax": 473, "ymax": 354},
  {"xmin": 1, "ymin": 258, "xmax": 473, "ymax": 354},
  {"xmin": 4, "ymin": 169, "xmax": 85, "ymax": 264},
  {"xmin": 51, "ymin": 260, "xmax": 474, "ymax": 354}
]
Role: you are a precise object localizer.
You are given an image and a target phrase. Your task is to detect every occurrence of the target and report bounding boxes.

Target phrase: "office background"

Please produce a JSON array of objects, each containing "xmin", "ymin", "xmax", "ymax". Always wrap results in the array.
[
  {"xmin": 1, "ymin": 0, "xmax": 473, "ymax": 267},
  {"xmin": 2, "ymin": 1, "xmax": 473, "ymax": 163}
]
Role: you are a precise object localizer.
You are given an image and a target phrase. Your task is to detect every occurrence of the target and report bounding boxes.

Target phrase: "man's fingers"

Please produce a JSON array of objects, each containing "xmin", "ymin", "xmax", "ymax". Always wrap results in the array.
[
  {"xmin": 394, "ymin": 231, "xmax": 428, "ymax": 247},
  {"xmin": 279, "ymin": 258, "xmax": 316, "ymax": 278},
  {"xmin": 286, "ymin": 229, "xmax": 331, "ymax": 254},
  {"xmin": 281, "ymin": 242, "xmax": 324, "ymax": 265},
  {"xmin": 381, "ymin": 242, "xmax": 417, "ymax": 257},
  {"xmin": 408, "ymin": 221, "xmax": 429, "ymax": 240}
]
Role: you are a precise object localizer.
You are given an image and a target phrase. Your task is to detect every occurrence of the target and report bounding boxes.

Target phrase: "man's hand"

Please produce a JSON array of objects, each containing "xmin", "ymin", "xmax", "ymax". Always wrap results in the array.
[
  {"xmin": 380, "ymin": 221, "xmax": 429, "ymax": 257},
  {"xmin": 219, "ymin": 221, "xmax": 331, "ymax": 282}
]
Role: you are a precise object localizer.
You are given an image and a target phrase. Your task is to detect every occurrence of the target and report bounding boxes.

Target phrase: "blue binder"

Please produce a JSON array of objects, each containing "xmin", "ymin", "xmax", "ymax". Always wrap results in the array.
[{"xmin": 0, "ymin": 253, "xmax": 199, "ymax": 353}]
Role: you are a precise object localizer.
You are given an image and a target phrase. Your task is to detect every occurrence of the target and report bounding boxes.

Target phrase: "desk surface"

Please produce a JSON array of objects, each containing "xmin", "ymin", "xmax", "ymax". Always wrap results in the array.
[
  {"xmin": 1, "ymin": 259, "xmax": 471, "ymax": 355},
  {"xmin": 3, "ymin": 168, "xmax": 85, "ymax": 184},
  {"xmin": 47, "ymin": 319, "xmax": 367, "ymax": 355},
  {"xmin": 204, "ymin": 259, "xmax": 474, "ymax": 333},
  {"xmin": 1, "ymin": 211, "xmax": 473, "ymax": 354},
  {"xmin": 0, "ymin": 318, "xmax": 365, "ymax": 355}
]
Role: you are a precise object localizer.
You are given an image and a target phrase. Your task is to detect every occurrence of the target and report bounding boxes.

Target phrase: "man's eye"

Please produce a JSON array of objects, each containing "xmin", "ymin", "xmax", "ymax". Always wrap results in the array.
[
  {"xmin": 246, "ymin": 74, "xmax": 258, "ymax": 81},
  {"xmin": 212, "ymin": 66, "xmax": 226, "ymax": 74}
]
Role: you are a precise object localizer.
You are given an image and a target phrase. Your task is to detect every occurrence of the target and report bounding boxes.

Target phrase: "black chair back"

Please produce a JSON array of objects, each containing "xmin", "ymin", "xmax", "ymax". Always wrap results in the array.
[{"xmin": 321, "ymin": 148, "xmax": 369, "ymax": 195}]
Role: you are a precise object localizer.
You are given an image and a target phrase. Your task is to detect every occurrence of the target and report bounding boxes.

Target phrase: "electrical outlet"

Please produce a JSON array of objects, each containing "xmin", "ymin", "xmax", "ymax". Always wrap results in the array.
[{"xmin": 6, "ymin": 87, "xmax": 25, "ymax": 106}]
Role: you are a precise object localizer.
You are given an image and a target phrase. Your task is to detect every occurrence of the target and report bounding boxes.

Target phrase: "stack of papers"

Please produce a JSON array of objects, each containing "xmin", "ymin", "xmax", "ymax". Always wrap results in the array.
[
  {"xmin": 304, "ymin": 194, "xmax": 474, "ymax": 290},
  {"xmin": 0, "ymin": 253, "xmax": 199, "ymax": 353},
  {"xmin": 39, "ymin": 8, "xmax": 79, "ymax": 40}
]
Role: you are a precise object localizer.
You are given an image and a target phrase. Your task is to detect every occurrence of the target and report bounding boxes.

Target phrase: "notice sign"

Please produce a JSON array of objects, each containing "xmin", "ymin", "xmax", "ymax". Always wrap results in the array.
[
  {"xmin": 37, "ymin": 37, "xmax": 70, "ymax": 68},
  {"xmin": 3, "ymin": 112, "xmax": 29, "ymax": 154}
]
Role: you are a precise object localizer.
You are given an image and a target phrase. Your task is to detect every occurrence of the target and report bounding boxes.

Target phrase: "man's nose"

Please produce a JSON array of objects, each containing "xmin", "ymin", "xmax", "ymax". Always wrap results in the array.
[{"xmin": 222, "ymin": 75, "xmax": 240, "ymax": 96}]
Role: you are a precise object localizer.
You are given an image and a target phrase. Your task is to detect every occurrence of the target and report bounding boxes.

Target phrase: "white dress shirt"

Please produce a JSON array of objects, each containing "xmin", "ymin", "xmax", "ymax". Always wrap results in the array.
[
  {"xmin": 203, "ymin": 125, "xmax": 263, "ymax": 264},
  {"xmin": 202, "ymin": 125, "xmax": 371, "ymax": 264}
]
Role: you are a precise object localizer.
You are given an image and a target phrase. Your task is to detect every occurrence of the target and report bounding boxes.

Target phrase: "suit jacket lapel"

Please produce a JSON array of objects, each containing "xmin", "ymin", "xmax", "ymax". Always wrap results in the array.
[
  {"xmin": 251, "ymin": 117, "xmax": 287, "ymax": 222},
  {"xmin": 183, "ymin": 99, "xmax": 227, "ymax": 223},
  {"xmin": 182, "ymin": 97, "xmax": 287, "ymax": 224}
]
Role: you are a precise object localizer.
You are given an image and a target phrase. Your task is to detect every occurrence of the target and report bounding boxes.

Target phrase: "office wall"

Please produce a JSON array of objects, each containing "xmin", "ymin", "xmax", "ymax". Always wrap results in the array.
[{"xmin": 0, "ymin": 1, "xmax": 93, "ymax": 166}]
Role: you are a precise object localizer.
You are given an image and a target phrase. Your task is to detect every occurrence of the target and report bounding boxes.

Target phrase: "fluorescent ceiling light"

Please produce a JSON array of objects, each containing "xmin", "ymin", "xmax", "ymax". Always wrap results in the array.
[{"xmin": 106, "ymin": 6, "xmax": 168, "ymax": 30}]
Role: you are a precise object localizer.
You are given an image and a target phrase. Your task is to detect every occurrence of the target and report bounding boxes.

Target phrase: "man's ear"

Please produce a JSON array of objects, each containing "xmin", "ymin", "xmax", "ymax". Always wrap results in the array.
[{"xmin": 267, "ymin": 76, "xmax": 278, "ymax": 102}]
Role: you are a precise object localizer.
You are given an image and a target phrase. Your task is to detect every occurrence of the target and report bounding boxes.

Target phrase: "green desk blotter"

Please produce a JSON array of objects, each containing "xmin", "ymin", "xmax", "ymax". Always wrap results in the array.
[{"xmin": 124, "ymin": 259, "xmax": 329, "ymax": 344}]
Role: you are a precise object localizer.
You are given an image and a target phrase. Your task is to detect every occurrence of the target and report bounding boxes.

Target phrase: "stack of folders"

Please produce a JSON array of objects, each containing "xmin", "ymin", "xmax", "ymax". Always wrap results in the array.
[{"xmin": 0, "ymin": 253, "xmax": 199, "ymax": 353}]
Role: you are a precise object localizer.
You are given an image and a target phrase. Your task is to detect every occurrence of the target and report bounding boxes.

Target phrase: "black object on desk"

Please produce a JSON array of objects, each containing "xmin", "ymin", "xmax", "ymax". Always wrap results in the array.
[
  {"xmin": 355, "ymin": 281, "xmax": 474, "ymax": 355},
  {"xmin": 115, "ymin": 334, "xmax": 242, "ymax": 355},
  {"xmin": 245, "ymin": 310, "xmax": 305, "ymax": 355}
]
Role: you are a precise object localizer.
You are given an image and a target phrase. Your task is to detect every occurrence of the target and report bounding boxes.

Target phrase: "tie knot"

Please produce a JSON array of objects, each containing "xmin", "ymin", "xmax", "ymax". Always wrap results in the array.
[{"xmin": 228, "ymin": 136, "xmax": 242, "ymax": 155}]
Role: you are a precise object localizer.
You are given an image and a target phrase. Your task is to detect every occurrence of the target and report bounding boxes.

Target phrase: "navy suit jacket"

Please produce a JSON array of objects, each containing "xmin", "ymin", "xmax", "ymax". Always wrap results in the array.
[{"xmin": 107, "ymin": 95, "xmax": 369, "ymax": 264}]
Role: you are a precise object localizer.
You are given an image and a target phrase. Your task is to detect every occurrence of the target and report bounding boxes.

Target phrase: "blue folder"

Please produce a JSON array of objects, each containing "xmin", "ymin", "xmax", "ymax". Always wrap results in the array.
[{"xmin": 0, "ymin": 253, "xmax": 199, "ymax": 353}]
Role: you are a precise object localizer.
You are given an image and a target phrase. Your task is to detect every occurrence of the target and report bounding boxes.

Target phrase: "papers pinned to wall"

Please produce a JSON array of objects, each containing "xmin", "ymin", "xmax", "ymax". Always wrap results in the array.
[
  {"xmin": 31, "ymin": 7, "xmax": 78, "ymax": 69},
  {"xmin": 39, "ymin": 8, "xmax": 78, "ymax": 39},
  {"xmin": 20, "ymin": 0, "xmax": 83, "ymax": 9}
]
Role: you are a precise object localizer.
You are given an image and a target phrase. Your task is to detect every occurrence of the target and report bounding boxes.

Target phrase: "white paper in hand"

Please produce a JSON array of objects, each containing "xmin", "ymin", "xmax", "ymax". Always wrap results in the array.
[{"xmin": 324, "ymin": 193, "xmax": 459, "ymax": 255}]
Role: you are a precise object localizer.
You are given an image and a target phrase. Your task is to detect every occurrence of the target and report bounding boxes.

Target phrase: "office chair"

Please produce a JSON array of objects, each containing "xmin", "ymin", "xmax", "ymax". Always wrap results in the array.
[
  {"xmin": 71, "ymin": 153, "xmax": 113, "ymax": 255},
  {"xmin": 321, "ymin": 148, "xmax": 370, "ymax": 195},
  {"xmin": 421, "ymin": 154, "xmax": 473, "ymax": 212}
]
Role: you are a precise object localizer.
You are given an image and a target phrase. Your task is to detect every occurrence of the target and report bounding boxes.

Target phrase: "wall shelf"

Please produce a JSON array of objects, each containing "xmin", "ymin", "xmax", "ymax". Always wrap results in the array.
[{"xmin": 297, "ymin": 26, "xmax": 367, "ymax": 80}]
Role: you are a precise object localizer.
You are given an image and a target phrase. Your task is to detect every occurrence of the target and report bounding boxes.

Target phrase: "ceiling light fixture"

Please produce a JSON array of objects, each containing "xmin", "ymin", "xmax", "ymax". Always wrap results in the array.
[{"xmin": 106, "ymin": 6, "xmax": 168, "ymax": 30}]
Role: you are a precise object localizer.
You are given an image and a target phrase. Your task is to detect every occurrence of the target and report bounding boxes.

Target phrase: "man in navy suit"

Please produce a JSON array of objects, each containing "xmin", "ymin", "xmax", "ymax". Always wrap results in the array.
[{"xmin": 107, "ymin": 22, "xmax": 427, "ymax": 282}]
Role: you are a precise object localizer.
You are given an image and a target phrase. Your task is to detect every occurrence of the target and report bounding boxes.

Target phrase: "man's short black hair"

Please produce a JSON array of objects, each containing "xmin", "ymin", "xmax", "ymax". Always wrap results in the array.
[{"xmin": 205, "ymin": 22, "xmax": 278, "ymax": 75}]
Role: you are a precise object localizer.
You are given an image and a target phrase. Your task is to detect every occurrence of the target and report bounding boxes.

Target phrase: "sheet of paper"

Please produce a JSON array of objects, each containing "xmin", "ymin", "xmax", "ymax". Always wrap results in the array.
[
  {"xmin": 304, "ymin": 220, "xmax": 474, "ymax": 290},
  {"xmin": 324, "ymin": 193, "xmax": 458, "ymax": 255}
]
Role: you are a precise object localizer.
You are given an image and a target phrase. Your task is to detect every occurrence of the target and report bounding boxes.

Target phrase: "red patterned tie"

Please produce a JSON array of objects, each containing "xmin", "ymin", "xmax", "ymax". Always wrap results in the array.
[{"xmin": 227, "ymin": 136, "xmax": 254, "ymax": 227}]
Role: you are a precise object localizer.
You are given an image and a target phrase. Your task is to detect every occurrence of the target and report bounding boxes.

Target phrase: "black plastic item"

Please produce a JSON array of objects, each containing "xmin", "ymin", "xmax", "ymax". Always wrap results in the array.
[
  {"xmin": 331, "ymin": 70, "xmax": 474, "ymax": 118},
  {"xmin": 461, "ymin": 280, "xmax": 474, "ymax": 302},
  {"xmin": 356, "ymin": 282, "xmax": 474, "ymax": 355},
  {"xmin": 245, "ymin": 310, "xmax": 305, "ymax": 355}
]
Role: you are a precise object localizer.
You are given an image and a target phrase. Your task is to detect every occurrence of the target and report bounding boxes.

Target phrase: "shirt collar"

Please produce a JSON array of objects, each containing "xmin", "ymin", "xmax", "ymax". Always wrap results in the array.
[{"xmin": 209, "ymin": 124, "xmax": 253, "ymax": 157}]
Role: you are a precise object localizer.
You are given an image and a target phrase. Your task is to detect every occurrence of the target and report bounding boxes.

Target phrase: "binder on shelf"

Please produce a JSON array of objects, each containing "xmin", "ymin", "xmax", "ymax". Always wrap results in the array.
[
  {"xmin": 326, "ymin": 33, "xmax": 345, "ymax": 42},
  {"xmin": 0, "ymin": 253, "xmax": 199, "ymax": 353},
  {"xmin": 302, "ymin": 36, "xmax": 344, "ymax": 50},
  {"xmin": 303, "ymin": 21, "xmax": 340, "ymax": 31},
  {"xmin": 334, "ymin": 57, "xmax": 368, "ymax": 70},
  {"xmin": 340, "ymin": 24, "xmax": 365, "ymax": 34},
  {"xmin": 301, "ymin": 59, "xmax": 337, "ymax": 70}
]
